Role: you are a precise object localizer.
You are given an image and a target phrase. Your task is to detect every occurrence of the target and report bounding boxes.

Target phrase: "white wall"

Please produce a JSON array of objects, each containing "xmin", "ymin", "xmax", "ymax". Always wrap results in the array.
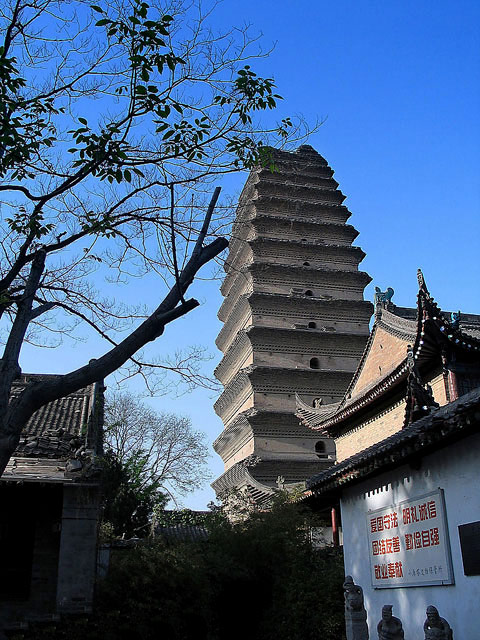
[{"xmin": 340, "ymin": 431, "xmax": 480, "ymax": 639}]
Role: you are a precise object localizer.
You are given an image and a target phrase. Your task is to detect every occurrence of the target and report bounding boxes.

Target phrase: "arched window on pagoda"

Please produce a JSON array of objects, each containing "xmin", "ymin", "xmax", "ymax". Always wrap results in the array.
[
  {"xmin": 310, "ymin": 357, "xmax": 320, "ymax": 369},
  {"xmin": 308, "ymin": 321, "xmax": 317, "ymax": 329},
  {"xmin": 315, "ymin": 441, "xmax": 328, "ymax": 459}
]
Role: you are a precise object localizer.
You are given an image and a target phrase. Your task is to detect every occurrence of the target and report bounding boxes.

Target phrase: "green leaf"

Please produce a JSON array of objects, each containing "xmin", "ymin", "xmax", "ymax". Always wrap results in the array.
[{"xmin": 91, "ymin": 5, "xmax": 104, "ymax": 13}]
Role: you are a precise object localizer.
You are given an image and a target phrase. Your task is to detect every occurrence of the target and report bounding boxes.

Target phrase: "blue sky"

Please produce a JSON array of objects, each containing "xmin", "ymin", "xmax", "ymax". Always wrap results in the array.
[{"xmin": 20, "ymin": 0, "xmax": 480, "ymax": 509}]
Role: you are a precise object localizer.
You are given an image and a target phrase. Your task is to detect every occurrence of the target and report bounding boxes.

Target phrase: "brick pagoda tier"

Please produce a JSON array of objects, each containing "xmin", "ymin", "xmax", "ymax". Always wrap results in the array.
[{"xmin": 212, "ymin": 145, "xmax": 373, "ymax": 504}]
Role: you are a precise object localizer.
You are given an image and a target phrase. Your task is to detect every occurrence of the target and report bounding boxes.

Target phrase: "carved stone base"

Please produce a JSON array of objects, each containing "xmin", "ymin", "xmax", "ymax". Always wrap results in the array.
[{"xmin": 345, "ymin": 610, "xmax": 369, "ymax": 640}]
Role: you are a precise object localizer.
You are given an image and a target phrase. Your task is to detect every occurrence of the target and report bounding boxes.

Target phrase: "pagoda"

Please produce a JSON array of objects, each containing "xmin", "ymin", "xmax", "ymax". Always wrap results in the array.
[{"xmin": 212, "ymin": 145, "xmax": 373, "ymax": 504}]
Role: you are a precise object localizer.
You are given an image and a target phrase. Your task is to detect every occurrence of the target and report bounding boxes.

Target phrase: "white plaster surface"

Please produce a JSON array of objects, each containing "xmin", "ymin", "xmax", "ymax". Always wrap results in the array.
[{"xmin": 340, "ymin": 431, "xmax": 480, "ymax": 639}]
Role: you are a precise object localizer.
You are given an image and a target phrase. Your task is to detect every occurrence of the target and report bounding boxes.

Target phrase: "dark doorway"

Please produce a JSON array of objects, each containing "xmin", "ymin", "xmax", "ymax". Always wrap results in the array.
[{"xmin": 0, "ymin": 484, "xmax": 62, "ymax": 602}]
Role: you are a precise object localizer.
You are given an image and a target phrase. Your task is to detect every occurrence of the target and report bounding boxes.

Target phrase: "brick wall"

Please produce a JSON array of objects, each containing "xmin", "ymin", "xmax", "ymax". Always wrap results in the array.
[
  {"xmin": 336, "ymin": 400, "xmax": 406, "ymax": 462},
  {"xmin": 428, "ymin": 371, "xmax": 449, "ymax": 406},
  {"xmin": 352, "ymin": 327, "xmax": 410, "ymax": 397}
]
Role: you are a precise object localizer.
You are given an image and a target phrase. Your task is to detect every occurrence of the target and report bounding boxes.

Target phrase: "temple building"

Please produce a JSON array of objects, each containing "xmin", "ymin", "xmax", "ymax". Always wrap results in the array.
[
  {"xmin": 297, "ymin": 272, "xmax": 480, "ymax": 638},
  {"xmin": 212, "ymin": 145, "xmax": 373, "ymax": 503},
  {"xmin": 0, "ymin": 374, "xmax": 104, "ymax": 628}
]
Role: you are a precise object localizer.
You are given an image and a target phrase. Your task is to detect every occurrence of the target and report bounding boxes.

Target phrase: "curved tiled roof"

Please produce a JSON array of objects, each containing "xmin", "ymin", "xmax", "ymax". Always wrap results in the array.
[
  {"xmin": 295, "ymin": 394, "xmax": 341, "ymax": 430},
  {"xmin": 212, "ymin": 455, "xmax": 331, "ymax": 507},
  {"xmin": 9, "ymin": 374, "xmax": 103, "ymax": 458},
  {"xmin": 3, "ymin": 374, "xmax": 104, "ymax": 483},
  {"xmin": 296, "ymin": 271, "xmax": 480, "ymax": 434},
  {"xmin": 211, "ymin": 457, "xmax": 275, "ymax": 507},
  {"xmin": 306, "ymin": 386, "xmax": 480, "ymax": 498}
]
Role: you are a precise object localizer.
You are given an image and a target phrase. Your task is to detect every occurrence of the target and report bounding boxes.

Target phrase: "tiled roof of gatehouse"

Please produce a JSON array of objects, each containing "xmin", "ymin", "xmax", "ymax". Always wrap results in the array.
[{"xmin": 2, "ymin": 374, "xmax": 104, "ymax": 483}]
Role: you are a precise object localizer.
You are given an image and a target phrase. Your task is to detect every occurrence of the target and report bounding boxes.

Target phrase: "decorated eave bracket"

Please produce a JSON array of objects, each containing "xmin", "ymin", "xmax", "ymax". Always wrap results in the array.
[
  {"xmin": 404, "ymin": 345, "xmax": 439, "ymax": 425},
  {"xmin": 416, "ymin": 268, "xmax": 480, "ymax": 357}
]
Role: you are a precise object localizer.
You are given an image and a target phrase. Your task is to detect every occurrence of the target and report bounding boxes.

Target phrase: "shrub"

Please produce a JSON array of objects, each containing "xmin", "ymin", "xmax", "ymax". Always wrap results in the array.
[{"xmin": 19, "ymin": 498, "xmax": 346, "ymax": 640}]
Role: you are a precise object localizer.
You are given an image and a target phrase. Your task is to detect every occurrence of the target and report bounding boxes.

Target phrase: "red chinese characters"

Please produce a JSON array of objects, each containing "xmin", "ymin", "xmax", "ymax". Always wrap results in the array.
[
  {"xmin": 405, "ymin": 528, "xmax": 440, "ymax": 551},
  {"xmin": 374, "ymin": 561, "xmax": 403, "ymax": 580},
  {"xmin": 402, "ymin": 500, "xmax": 436, "ymax": 525},
  {"xmin": 370, "ymin": 511, "xmax": 398, "ymax": 533},
  {"xmin": 372, "ymin": 536, "xmax": 401, "ymax": 556},
  {"xmin": 369, "ymin": 493, "xmax": 448, "ymax": 586}
]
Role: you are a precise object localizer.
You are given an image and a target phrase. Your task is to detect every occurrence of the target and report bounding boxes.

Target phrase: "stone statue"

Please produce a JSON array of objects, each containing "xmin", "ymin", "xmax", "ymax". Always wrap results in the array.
[
  {"xmin": 374, "ymin": 286, "xmax": 394, "ymax": 306},
  {"xmin": 344, "ymin": 576, "xmax": 369, "ymax": 640},
  {"xmin": 450, "ymin": 311, "xmax": 461, "ymax": 329},
  {"xmin": 344, "ymin": 575, "xmax": 364, "ymax": 611},
  {"xmin": 424, "ymin": 606, "xmax": 453, "ymax": 640},
  {"xmin": 377, "ymin": 605, "xmax": 404, "ymax": 640}
]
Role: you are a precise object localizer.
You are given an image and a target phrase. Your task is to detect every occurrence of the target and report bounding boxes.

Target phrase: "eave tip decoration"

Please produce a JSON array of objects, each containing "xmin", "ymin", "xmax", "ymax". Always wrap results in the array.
[{"xmin": 417, "ymin": 268, "xmax": 429, "ymax": 295}]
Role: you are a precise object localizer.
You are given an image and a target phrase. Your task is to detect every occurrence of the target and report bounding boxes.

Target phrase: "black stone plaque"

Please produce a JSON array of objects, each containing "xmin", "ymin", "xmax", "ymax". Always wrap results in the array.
[{"xmin": 458, "ymin": 521, "xmax": 480, "ymax": 576}]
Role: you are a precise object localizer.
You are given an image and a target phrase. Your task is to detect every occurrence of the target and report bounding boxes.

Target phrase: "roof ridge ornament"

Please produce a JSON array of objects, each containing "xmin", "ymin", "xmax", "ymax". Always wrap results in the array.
[
  {"xmin": 450, "ymin": 310, "xmax": 461, "ymax": 329},
  {"xmin": 417, "ymin": 268, "xmax": 432, "ymax": 299},
  {"xmin": 374, "ymin": 286, "xmax": 394, "ymax": 313},
  {"xmin": 416, "ymin": 269, "xmax": 437, "ymax": 321},
  {"xmin": 417, "ymin": 267, "xmax": 426, "ymax": 288}
]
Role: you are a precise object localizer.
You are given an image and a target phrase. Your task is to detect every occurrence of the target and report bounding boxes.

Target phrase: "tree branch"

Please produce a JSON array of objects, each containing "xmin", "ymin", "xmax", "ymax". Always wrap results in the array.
[
  {"xmin": 29, "ymin": 300, "xmax": 55, "ymax": 320},
  {"xmin": 0, "ymin": 184, "xmax": 41, "ymax": 201},
  {"xmin": 169, "ymin": 182, "xmax": 185, "ymax": 304},
  {"xmin": 3, "ymin": 229, "xmax": 227, "ymax": 471},
  {"xmin": 0, "ymin": 248, "xmax": 46, "ymax": 402}
]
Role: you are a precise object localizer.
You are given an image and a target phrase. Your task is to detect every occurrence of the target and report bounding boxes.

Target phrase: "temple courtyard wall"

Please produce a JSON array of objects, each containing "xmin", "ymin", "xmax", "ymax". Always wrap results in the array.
[{"xmin": 340, "ymin": 431, "xmax": 480, "ymax": 639}]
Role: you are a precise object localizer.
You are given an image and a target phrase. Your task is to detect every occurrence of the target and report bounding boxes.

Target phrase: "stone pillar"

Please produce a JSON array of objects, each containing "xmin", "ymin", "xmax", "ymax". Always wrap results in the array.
[
  {"xmin": 344, "ymin": 575, "xmax": 369, "ymax": 640},
  {"xmin": 331, "ymin": 506, "xmax": 340, "ymax": 546},
  {"xmin": 56, "ymin": 485, "xmax": 100, "ymax": 614},
  {"xmin": 346, "ymin": 610, "xmax": 369, "ymax": 640}
]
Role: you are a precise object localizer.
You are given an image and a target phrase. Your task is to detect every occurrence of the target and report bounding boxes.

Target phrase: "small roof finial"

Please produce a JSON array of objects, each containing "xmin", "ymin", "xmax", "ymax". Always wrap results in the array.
[
  {"xmin": 417, "ymin": 268, "xmax": 426, "ymax": 290},
  {"xmin": 374, "ymin": 286, "xmax": 394, "ymax": 307},
  {"xmin": 417, "ymin": 269, "xmax": 433, "ymax": 304},
  {"xmin": 450, "ymin": 311, "xmax": 461, "ymax": 329}
]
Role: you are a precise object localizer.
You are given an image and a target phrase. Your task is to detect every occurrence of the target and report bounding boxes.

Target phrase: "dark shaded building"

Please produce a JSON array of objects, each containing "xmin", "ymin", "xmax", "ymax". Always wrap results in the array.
[{"xmin": 1, "ymin": 374, "xmax": 104, "ymax": 626}]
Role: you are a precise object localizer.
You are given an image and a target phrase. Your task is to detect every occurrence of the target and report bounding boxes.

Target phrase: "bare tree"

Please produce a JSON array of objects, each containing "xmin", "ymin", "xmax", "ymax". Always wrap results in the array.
[
  {"xmin": 105, "ymin": 391, "xmax": 210, "ymax": 503},
  {"xmin": 0, "ymin": 0, "xmax": 311, "ymax": 476}
]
